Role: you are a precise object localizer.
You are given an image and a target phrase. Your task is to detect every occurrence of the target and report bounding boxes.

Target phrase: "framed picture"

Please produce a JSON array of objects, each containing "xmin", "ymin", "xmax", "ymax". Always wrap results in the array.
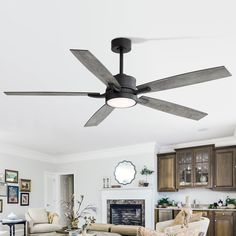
[
  {"xmin": 0, "ymin": 199, "xmax": 3, "ymax": 213},
  {"xmin": 5, "ymin": 170, "xmax": 18, "ymax": 183},
  {"xmin": 0, "ymin": 173, "xmax": 4, "ymax": 182},
  {"xmin": 0, "ymin": 183, "xmax": 7, "ymax": 196},
  {"xmin": 20, "ymin": 179, "xmax": 31, "ymax": 192},
  {"xmin": 7, "ymin": 186, "xmax": 19, "ymax": 204},
  {"xmin": 20, "ymin": 193, "xmax": 29, "ymax": 206}
]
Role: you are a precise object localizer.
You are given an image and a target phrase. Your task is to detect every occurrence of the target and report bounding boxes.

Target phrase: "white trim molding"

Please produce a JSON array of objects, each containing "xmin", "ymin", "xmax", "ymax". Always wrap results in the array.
[
  {"xmin": 159, "ymin": 135, "xmax": 236, "ymax": 153},
  {"xmin": 57, "ymin": 142, "xmax": 156, "ymax": 163},
  {"xmin": 0, "ymin": 142, "xmax": 56, "ymax": 163}
]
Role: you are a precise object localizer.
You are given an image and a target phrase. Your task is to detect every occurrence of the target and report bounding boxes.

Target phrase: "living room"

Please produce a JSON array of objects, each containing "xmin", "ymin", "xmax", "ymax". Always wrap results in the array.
[{"xmin": 1, "ymin": 0, "xmax": 236, "ymax": 236}]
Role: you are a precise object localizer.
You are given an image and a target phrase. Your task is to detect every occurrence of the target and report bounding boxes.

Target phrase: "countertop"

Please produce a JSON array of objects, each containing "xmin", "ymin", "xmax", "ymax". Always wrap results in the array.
[{"xmin": 155, "ymin": 206, "xmax": 236, "ymax": 211}]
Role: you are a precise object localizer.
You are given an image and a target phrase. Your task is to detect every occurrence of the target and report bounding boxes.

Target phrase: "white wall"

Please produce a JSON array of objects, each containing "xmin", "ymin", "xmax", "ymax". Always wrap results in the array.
[
  {"xmin": 56, "ymin": 142, "xmax": 156, "ymax": 223},
  {"xmin": 0, "ymin": 144, "xmax": 55, "ymax": 232}
]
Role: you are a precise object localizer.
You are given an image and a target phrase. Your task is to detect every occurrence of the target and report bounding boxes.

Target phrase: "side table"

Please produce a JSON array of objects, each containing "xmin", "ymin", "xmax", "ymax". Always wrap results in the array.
[{"xmin": 1, "ymin": 219, "xmax": 26, "ymax": 236}]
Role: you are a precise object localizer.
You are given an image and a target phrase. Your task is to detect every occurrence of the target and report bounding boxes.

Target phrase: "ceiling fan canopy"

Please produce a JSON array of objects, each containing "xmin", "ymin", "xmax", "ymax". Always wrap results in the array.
[{"xmin": 4, "ymin": 37, "xmax": 232, "ymax": 127}]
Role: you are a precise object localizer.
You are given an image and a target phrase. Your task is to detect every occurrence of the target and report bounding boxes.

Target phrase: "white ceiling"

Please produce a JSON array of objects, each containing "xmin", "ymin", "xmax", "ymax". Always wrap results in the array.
[{"xmin": 0, "ymin": 0, "xmax": 236, "ymax": 155}]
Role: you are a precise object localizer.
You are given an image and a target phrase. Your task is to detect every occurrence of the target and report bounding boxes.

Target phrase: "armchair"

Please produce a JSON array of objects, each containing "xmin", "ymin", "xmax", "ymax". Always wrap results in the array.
[
  {"xmin": 25, "ymin": 208, "xmax": 62, "ymax": 235},
  {"xmin": 156, "ymin": 217, "xmax": 209, "ymax": 236}
]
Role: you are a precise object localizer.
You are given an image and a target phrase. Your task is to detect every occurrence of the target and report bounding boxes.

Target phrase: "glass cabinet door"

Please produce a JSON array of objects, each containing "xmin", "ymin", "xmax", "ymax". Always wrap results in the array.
[
  {"xmin": 177, "ymin": 150, "xmax": 193, "ymax": 187},
  {"xmin": 194, "ymin": 148, "xmax": 211, "ymax": 186}
]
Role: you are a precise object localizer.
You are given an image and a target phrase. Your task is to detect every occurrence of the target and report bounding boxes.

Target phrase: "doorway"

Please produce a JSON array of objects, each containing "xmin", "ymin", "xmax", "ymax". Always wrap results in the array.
[{"xmin": 60, "ymin": 174, "xmax": 74, "ymax": 226}]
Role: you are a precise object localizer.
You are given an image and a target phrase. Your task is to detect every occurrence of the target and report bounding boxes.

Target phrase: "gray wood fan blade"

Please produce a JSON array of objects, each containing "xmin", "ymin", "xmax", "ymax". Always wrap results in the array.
[
  {"xmin": 137, "ymin": 66, "xmax": 231, "ymax": 94},
  {"xmin": 138, "ymin": 96, "xmax": 207, "ymax": 120},
  {"xmin": 84, "ymin": 104, "xmax": 114, "ymax": 127},
  {"xmin": 4, "ymin": 91, "xmax": 103, "ymax": 97},
  {"xmin": 129, "ymin": 36, "xmax": 199, "ymax": 44},
  {"xmin": 70, "ymin": 49, "xmax": 121, "ymax": 90}
]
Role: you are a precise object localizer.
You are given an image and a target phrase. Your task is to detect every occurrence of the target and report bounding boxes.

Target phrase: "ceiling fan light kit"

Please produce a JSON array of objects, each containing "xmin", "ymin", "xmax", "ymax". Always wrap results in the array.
[
  {"xmin": 106, "ymin": 38, "xmax": 137, "ymax": 108},
  {"xmin": 4, "ymin": 37, "xmax": 232, "ymax": 127}
]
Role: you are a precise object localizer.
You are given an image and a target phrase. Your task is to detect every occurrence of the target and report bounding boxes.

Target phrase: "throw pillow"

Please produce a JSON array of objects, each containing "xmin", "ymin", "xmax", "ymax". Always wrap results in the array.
[
  {"xmin": 190, "ymin": 212, "xmax": 202, "ymax": 223},
  {"xmin": 173, "ymin": 210, "xmax": 185, "ymax": 225},
  {"xmin": 48, "ymin": 212, "xmax": 56, "ymax": 224}
]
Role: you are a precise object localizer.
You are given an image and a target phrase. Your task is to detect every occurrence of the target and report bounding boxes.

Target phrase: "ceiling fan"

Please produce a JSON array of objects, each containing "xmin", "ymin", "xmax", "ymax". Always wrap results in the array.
[{"xmin": 4, "ymin": 37, "xmax": 232, "ymax": 127}]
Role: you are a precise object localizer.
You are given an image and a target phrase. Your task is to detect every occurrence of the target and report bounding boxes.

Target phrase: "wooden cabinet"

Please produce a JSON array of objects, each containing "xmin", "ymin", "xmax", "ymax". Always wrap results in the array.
[
  {"xmin": 157, "ymin": 153, "xmax": 176, "ymax": 192},
  {"xmin": 207, "ymin": 211, "xmax": 214, "ymax": 236},
  {"xmin": 214, "ymin": 211, "xmax": 234, "ymax": 236},
  {"xmin": 176, "ymin": 149, "xmax": 193, "ymax": 188},
  {"xmin": 154, "ymin": 209, "xmax": 173, "ymax": 226},
  {"xmin": 213, "ymin": 147, "xmax": 236, "ymax": 190},
  {"xmin": 176, "ymin": 145, "xmax": 214, "ymax": 189}
]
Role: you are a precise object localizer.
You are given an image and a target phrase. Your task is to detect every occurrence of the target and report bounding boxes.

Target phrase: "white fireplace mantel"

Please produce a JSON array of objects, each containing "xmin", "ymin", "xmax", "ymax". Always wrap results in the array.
[{"xmin": 101, "ymin": 188, "xmax": 154, "ymax": 229}]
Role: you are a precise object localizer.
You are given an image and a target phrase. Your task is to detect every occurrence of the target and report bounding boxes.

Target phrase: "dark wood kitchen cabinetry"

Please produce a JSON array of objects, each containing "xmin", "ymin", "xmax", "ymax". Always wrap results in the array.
[
  {"xmin": 157, "ymin": 153, "xmax": 176, "ymax": 192},
  {"xmin": 214, "ymin": 211, "xmax": 234, "ymax": 236},
  {"xmin": 175, "ymin": 145, "xmax": 214, "ymax": 189},
  {"xmin": 213, "ymin": 147, "xmax": 236, "ymax": 190}
]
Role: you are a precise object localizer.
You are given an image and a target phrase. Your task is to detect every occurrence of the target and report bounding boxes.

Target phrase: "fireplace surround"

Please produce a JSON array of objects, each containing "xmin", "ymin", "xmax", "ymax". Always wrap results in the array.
[
  {"xmin": 107, "ymin": 199, "xmax": 145, "ymax": 226},
  {"xmin": 101, "ymin": 188, "xmax": 154, "ymax": 228}
]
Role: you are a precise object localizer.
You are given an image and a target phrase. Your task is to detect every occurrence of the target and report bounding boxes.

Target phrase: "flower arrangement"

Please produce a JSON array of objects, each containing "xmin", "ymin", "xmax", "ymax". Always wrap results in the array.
[
  {"xmin": 82, "ymin": 216, "xmax": 96, "ymax": 231},
  {"xmin": 61, "ymin": 195, "xmax": 96, "ymax": 229}
]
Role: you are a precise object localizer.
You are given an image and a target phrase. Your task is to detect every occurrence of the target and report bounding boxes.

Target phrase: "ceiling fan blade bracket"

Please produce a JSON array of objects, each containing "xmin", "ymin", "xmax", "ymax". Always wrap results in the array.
[
  {"xmin": 87, "ymin": 93, "xmax": 105, "ymax": 98},
  {"xmin": 137, "ymin": 86, "xmax": 151, "ymax": 94},
  {"xmin": 108, "ymin": 83, "xmax": 121, "ymax": 92}
]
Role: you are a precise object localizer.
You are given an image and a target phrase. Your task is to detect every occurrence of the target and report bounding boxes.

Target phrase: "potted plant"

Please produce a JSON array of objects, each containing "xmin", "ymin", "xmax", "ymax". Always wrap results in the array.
[
  {"xmin": 226, "ymin": 196, "xmax": 236, "ymax": 209},
  {"xmin": 140, "ymin": 166, "xmax": 154, "ymax": 187},
  {"xmin": 158, "ymin": 197, "xmax": 170, "ymax": 208}
]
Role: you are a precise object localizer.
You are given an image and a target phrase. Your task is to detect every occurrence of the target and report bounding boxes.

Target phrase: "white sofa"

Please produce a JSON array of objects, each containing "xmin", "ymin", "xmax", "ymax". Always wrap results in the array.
[
  {"xmin": 156, "ymin": 217, "xmax": 209, "ymax": 236},
  {"xmin": 25, "ymin": 208, "xmax": 62, "ymax": 235}
]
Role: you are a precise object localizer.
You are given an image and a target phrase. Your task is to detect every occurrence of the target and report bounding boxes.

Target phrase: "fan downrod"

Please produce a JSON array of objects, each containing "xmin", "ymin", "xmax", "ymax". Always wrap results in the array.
[{"xmin": 112, "ymin": 38, "xmax": 131, "ymax": 75}]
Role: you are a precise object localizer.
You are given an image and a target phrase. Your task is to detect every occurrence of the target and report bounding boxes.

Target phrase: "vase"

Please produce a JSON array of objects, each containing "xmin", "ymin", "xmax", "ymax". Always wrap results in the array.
[
  {"xmin": 70, "ymin": 219, "xmax": 78, "ymax": 229},
  {"xmin": 82, "ymin": 229, "xmax": 87, "ymax": 236},
  {"xmin": 227, "ymin": 204, "xmax": 235, "ymax": 209}
]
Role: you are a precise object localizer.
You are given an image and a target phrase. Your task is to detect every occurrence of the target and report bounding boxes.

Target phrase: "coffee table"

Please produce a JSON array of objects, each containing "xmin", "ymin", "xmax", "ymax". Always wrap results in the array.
[
  {"xmin": 56, "ymin": 228, "xmax": 79, "ymax": 235},
  {"xmin": 56, "ymin": 230, "xmax": 121, "ymax": 236},
  {"xmin": 88, "ymin": 231, "xmax": 121, "ymax": 236}
]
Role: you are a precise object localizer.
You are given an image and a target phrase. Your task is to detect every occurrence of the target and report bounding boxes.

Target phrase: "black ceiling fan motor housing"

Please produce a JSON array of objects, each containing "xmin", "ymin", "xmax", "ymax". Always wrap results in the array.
[{"xmin": 105, "ymin": 73, "xmax": 137, "ymax": 103}]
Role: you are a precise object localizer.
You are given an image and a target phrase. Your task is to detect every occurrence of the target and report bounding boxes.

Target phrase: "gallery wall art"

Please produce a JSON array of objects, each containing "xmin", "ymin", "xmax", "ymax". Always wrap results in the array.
[
  {"xmin": 5, "ymin": 170, "xmax": 18, "ymax": 183},
  {"xmin": 7, "ymin": 185, "xmax": 19, "ymax": 204}
]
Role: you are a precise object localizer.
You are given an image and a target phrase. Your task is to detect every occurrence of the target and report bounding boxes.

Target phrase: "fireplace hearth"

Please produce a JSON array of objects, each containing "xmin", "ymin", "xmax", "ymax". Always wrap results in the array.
[{"xmin": 107, "ymin": 199, "xmax": 145, "ymax": 226}]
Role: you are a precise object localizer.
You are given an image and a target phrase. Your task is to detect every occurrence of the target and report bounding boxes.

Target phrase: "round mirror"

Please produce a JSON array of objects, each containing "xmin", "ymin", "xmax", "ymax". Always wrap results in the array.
[{"xmin": 114, "ymin": 160, "xmax": 136, "ymax": 185}]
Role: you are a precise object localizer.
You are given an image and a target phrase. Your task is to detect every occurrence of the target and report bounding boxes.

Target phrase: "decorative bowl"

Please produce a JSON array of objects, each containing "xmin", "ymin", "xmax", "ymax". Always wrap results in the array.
[
  {"xmin": 227, "ymin": 204, "xmax": 236, "ymax": 209},
  {"xmin": 7, "ymin": 212, "xmax": 17, "ymax": 220}
]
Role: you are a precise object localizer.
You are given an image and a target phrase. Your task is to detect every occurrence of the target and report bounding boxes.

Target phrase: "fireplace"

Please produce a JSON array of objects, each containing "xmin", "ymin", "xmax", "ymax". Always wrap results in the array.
[{"xmin": 107, "ymin": 199, "xmax": 145, "ymax": 226}]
